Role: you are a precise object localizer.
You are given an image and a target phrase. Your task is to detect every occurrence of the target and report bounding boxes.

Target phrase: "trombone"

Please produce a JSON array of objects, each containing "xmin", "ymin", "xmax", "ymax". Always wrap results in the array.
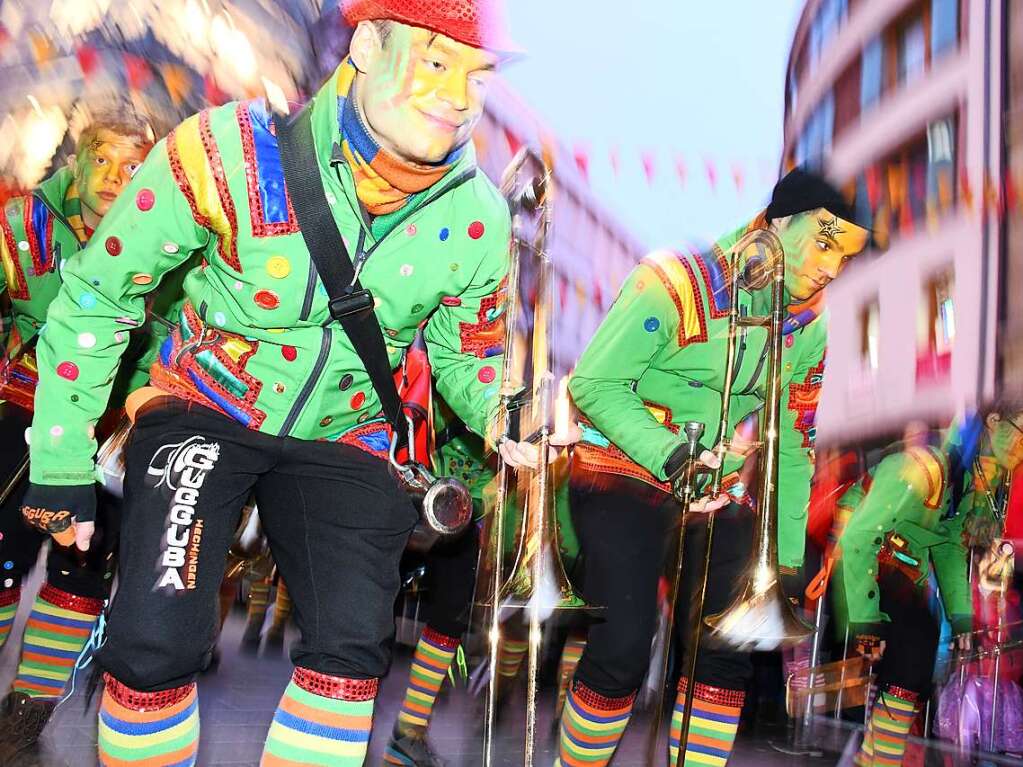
[
  {"xmin": 477, "ymin": 146, "xmax": 584, "ymax": 767},
  {"xmin": 657, "ymin": 230, "xmax": 814, "ymax": 764}
]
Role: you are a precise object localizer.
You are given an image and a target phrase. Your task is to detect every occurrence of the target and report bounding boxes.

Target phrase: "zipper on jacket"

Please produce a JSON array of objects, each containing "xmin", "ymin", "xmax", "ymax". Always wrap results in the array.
[{"xmin": 278, "ymin": 325, "xmax": 332, "ymax": 436}]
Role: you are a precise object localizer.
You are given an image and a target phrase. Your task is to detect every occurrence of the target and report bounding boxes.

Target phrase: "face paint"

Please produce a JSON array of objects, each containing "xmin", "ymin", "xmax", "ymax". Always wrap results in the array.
[
  {"xmin": 356, "ymin": 24, "xmax": 499, "ymax": 165},
  {"xmin": 779, "ymin": 208, "xmax": 870, "ymax": 302},
  {"xmin": 989, "ymin": 415, "xmax": 1023, "ymax": 472},
  {"xmin": 74, "ymin": 128, "xmax": 152, "ymax": 225}
]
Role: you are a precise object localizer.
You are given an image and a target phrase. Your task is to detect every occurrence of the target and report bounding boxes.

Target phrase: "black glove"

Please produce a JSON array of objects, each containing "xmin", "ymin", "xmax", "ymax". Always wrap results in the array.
[
  {"xmin": 21, "ymin": 483, "xmax": 97, "ymax": 548},
  {"xmin": 663, "ymin": 440, "xmax": 709, "ymax": 482}
]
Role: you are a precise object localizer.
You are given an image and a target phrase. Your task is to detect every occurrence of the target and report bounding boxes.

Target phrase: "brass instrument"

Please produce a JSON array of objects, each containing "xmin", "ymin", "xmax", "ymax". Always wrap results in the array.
[
  {"xmin": 662, "ymin": 230, "xmax": 813, "ymax": 765},
  {"xmin": 476, "ymin": 147, "xmax": 584, "ymax": 767}
]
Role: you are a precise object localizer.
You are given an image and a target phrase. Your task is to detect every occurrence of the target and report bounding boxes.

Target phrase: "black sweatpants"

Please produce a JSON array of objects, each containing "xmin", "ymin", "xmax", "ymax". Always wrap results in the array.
[
  {"xmin": 99, "ymin": 398, "xmax": 417, "ymax": 691},
  {"xmin": 570, "ymin": 470, "xmax": 756, "ymax": 698},
  {"xmin": 421, "ymin": 523, "xmax": 480, "ymax": 639},
  {"xmin": 0, "ymin": 405, "xmax": 120, "ymax": 600},
  {"xmin": 875, "ymin": 564, "xmax": 941, "ymax": 696}
]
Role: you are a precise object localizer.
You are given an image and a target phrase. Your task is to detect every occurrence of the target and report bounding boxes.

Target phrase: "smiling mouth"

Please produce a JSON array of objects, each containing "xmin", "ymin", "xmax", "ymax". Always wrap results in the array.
[
  {"xmin": 419, "ymin": 111, "xmax": 462, "ymax": 132},
  {"xmin": 97, "ymin": 191, "xmax": 118, "ymax": 202}
]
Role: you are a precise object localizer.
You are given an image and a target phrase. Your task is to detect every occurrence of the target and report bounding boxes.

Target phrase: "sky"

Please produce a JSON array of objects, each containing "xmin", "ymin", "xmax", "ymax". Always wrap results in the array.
[{"xmin": 501, "ymin": 1, "xmax": 805, "ymax": 251}]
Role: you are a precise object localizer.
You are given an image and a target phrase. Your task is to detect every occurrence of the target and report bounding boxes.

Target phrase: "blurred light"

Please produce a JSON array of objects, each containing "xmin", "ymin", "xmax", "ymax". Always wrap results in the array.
[{"xmin": 262, "ymin": 77, "xmax": 290, "ymax": 115}]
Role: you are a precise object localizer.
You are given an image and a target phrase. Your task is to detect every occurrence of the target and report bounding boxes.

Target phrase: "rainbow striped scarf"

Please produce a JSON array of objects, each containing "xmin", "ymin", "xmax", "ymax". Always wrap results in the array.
[
  {"xmin": 63, "ymin": 181, "xmax": 92, "ymax": 244},
  {"xmin": 336, "ymin": 58, "xmax": 465, "ymax": 217}
]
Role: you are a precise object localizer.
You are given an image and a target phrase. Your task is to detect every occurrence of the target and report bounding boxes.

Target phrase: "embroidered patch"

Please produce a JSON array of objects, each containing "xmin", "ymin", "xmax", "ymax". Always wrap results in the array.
[
  {"xmin": 458, "ymin": 276, "xmax": 507, "ymax": 359},
  {"xmin": 787, "ymin": 356, "xmax": 825, "ymax": 449},
  {"xmin": 238, "ymin": 101, "xmax": 299, "ymax": 238}
]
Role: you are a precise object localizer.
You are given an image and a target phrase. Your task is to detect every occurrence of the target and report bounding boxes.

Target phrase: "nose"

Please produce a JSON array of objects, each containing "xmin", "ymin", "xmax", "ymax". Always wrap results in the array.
[
  {"xmin": 818, "ymin": 254, "xmax": 842, "ymax": 281},
  {"xmin": 437, "ymin": 72, "xmax": 469, "ymax": 112}
]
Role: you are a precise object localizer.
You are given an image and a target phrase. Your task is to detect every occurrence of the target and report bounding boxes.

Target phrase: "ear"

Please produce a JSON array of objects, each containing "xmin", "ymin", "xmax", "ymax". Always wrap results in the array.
[
  {"xmin": 986, "ymin": 412, "xmax": 1001, "ymax": 431},
  {"xmin": 349, "ymin": 21, "xmax": 383, "ymax": 73}
]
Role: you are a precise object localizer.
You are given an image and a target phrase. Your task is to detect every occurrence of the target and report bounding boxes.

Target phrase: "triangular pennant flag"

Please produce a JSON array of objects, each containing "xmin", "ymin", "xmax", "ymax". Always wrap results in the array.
[
  {"xmin": 123, "ymin": 53, "xmax": 153, "ymax": 91},
  {"xmin": 473, "ymin": 128, "xmax": 488, "ymax": 161},
  {"xmin": 159, "ymin": 63, "xmax": 191, "ymax": 106},
  {"xmin": 204, "ymin": 74, "xmax": 230, "ymax": 106},
  {"xmin": 76, "ymin": 45, "xmax": 100, "ymax": 79},
  {"xmin": 674, "ymin": 155, "xmax": 687, "ymax": 189},
  {"xmin": 866, "ymin": 166, "xmax": 882, "ymax": 208},
  {"xmin": 559, "ymin": 276, "xmax": 569, "ymax": 311},
  {"xmin": 592, "ymin": 277, "xmax": 603, "ymax": 309},
  {"xmin": 704, "ymin": 157, "xmax": 717, "ymax": 192},
  {"xmin": 29, "ymin": 31, "xmax": 56, "ymax": 69},
  {"xmin": 641, "ymin": 151, "xmax": 657, "ymax": 186},
  {"xmin": 732, "ymin": 163, "xmax": 744, "ymax": 195},
  {"xmin": 609, "ymin": 145, "xmax": 620, "ymax": 179},
  {"xmin": 504, "ymin": 127, "xmax": 522, "ymax": 157},
  {"xmin": 573, "ymin": 144, "xmax": 589, "ymax": 184},
  {"xmin": 960, "ymin": 165, "xmax": 974, "ymax": 211}
]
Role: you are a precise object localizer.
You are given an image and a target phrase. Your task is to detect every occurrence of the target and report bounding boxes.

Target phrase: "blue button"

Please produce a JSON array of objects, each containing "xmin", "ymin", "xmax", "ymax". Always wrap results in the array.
[
  {"xmin": 644, "ymin": 317, "xmax": 660, "ymax": 332},
  {"xmin": 439, "ymin": 227, "xmax": 450, "ymax": 242}
]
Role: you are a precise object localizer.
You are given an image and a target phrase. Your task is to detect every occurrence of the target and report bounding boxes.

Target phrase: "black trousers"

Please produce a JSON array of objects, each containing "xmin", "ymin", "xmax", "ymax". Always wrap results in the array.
[
  {"xmin": 421, "ymin": 523, "xmax": 480, "ymax": 639},
  {"xmin": 570, "ymin": 471, "xmax": 755, "ymax": 698},
  {"xmin": 0, "ymin": 405, "xmax": 120, "ymax": 600},
  {"xmin": 99, "ymin": 398, "xmax": 417, "ymax": 691},
  {"xmin": 875, "ymin": 564, "xmax": 941, "ymax": 696}
]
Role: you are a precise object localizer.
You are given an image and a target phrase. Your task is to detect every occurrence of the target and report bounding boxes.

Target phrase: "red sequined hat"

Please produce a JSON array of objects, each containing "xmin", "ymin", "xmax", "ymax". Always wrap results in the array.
[{"xmin": 341, "ymin": 0, "xmax": 521, "ymax": 55}]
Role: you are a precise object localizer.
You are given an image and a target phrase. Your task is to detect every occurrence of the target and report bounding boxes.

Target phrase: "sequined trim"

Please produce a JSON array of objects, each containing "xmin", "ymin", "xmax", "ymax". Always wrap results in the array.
[
  {"xmin": 237, "ymin": 101, "xmax": 299, "ymax": 238},
  {"xmin": 904, "ymin": 446, "xmax": 946, "ymax": 510},
  {"xmin": 1, "ymin": 200, "xmax": 30, "ymax": 301},
  {"xmin": 571, "ymin": 680, "xmax": 636, "ymax": 711},
  {"xmin": 0, "ymin": 585, "xmax": 21, "ymax": 607},
  {"xmin": 199, "ymin": 110, "xmax": 241, "ymax": 272},
  {"xmin": 678, "ymin": 677, "xmax": 746, "ymax": 708},
  {"xmin": 573, "ymin": 410, "xmax": 678, "ymax": 493},
  {"xmin": 167, "ymin": 126, "xmax": 212, "ymax": 234},
  {"xmin": 336, "ymin": 420, "xmax": 391, "ymax": 459},
  {"xmin": 458, "ymin": 276, "xmax": 507, "ymax": 359},
  {"xmin": 646, "ymin": 253, "xmax": 708, "ymax": 349},
  {"xmin": 787, "ymin": 356, "xmax": 825, "ymax": 449},
  {"xmin": 422, "ymin": 627, "xmax": 461, "ymax": 649},
  {"xmin": 104, "ymin": 674, "xmax": 195, "ymax": 712},
  {"xmin": 292, "ymin": 667, "xmax": 379, "ymax": 701},
  {"xmin": 884, "ymin": 685, "xmax": 920, "ymax": 704},
  {"xmin": 695, "ymin": 247, "xmax": 731, "ymax": 318},
  {"xmin": 39, "ymin": 583, "xmax": 103, "ymax": 616}
]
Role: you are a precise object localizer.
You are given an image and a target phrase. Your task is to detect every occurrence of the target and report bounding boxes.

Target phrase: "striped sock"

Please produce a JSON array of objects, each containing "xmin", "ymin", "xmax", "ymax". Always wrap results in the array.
[
  {"xmin": 857, "ymin": 686, "xmax": 918, "ymax": 766},
  {"xmin": 556, "ymin": 680, "xmax": 635, "ymax": 767},
  {"xmin": 498, "ymin": 637, "xmax": 529, "ymax": 680},
  {"xmin": 97, "ymin": 674, "xmax": 199, "ymax": 766},
  {"xmin": 0, "ymin": 585, "xmax": 20, "ymax": 650},
  {"xmin": 556, "ymin": 631, "xmax": 588, "ymax": 712},
  {"xmin": 13, "ymin": 584, "xmax": 102, "ymax": 699},
  {"xmin": 395, "ymin": 627, "xmax": 459, "ymax": 731},
  {"xmin": 261, "ymin": 667, "xmax": 376, "ymax": 766},
  {"xmin": 669, "ymin": 678, "xmax": 744, "ymax": 767}
]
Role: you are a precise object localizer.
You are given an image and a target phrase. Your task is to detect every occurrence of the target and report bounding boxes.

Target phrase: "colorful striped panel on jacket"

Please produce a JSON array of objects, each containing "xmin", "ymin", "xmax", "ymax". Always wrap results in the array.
[
  {"xmin": 0, "ymin": 193, "xmax": 58, "ymax": 301},
  {"xmin": 642, "ymin": 250, "xmax": 709, "ymax": 349}
]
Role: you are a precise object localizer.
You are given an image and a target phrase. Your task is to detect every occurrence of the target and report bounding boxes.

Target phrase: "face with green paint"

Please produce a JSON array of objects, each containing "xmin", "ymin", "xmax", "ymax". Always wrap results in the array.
[
  {"xmin": 69, "ymin": 128, "xmax": 151, "ymax": 226},
  {"xmin": 775, "ymin": 209, "xmax": 870, "ymax": 302},
  {"xmin": 350, "ymin": 21, "xmax": 499, "ymax": 165},
  {"xmin": 986, "ymin": 412, "xmax": 1023, "ymax": 472}
]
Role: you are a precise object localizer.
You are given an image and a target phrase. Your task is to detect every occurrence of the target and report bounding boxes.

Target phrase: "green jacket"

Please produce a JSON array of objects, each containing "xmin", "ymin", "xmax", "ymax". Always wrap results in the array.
[
  {"xmin": 29, "ymin": 68, "xmax": 511, "ymax": 485},
  {"xmin": 834, "ymin": 445, "xmax": 973, "ymax": 635},
  {"xmin": 569, "ymin": 224, "xmax": 827, "ymax": 568},
  {"xmin": 0, "ymin": 168, "xmax": 185, "ymax": 412}
]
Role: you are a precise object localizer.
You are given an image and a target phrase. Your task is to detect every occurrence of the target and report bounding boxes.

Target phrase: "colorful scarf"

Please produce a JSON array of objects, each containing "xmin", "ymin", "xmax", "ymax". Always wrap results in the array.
[
  {"xmin": 63, "ymin": 181, "xmax": 93, "ymax": 244},
  {"xmin": 336, "ymin": 58, "xmax": 465, "ymax": 217}
]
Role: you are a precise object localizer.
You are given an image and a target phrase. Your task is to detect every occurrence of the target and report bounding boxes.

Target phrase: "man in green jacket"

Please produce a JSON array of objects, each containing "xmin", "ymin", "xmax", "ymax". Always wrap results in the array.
[
  {"xmin": 18, "ymin": 2, "xmax": 537, "ymax": 764},
  {"xmin": 556, "ymin": 169, "xmax": 870, "ymax": 767},
  {"xmin": 834, "ymin": 410, "xmax": 1023, "ymax": 767},
  {"xmin": 0, "ymin": 103, "xmax": 160, "ymax": 759}
]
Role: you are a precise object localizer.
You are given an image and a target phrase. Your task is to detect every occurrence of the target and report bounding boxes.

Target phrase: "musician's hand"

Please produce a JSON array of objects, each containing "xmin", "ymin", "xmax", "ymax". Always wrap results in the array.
[
  {"xmin": 854, "ymin": 633, "xmax": 885, "ymax": 663},
  {"xmin": 21, "ymin": 483, "xmax": 97, "ymax": 552},
  {"xmin": 498, "ymin": 438, "xmax": 559, "ymax": 469},
  {"xmin": 549, "ymin": 421, "xmax": 583, "ymax": 447},
  {"xmin": 689, "ymin": 492, "xmax": 730, "ymax": 515},
  {"xmin": 697, "ymin": 447, "xmax": 722, "ymax": 470},
  {"xmin": 953, "ymin": 633, "xmax": 973, "ymax": 653}
]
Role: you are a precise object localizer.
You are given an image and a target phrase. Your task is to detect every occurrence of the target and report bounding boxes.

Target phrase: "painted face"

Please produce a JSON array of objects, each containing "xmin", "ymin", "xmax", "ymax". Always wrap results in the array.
[
  {"xmin": 72, "ymin": 128, "xmax": 151, "ymax": 221},
  {"xmin": 779, "ymin": 208, "xmax": 870, "ymax": 302},
  {"xmin": 355, "ymin": 23, "xmax": 499, "ymax": 165},
  {"xmin": 988, "ymin": 413, "xmax": 1023, "ymax": 472}
]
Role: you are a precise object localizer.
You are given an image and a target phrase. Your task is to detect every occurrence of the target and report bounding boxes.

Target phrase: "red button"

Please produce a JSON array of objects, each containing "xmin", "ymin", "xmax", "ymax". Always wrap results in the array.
[
  {"xmin": 350, "ymin": 392, "xmax": 366, "ymax": 409},
  {"xmin": 441, "ymin": 296, "xmax": 462, "ymax": 307},
  {"xmin": 477, "ymin": 366, "xmax": 496, "ymax": 384},
  {"xmin": 105, "ymin": 237, "xmax": 122, "ymax": 256},
  {"xmin": 136, "ymin": 189, "xmax": 155, "ymax": 211},
  {"xmin": 468, "ymin": 220, "xmax": 485, "ymax": 240},
  {"xmin": 785, "ymin": 335, "xmax": 794, "ymax": 348},
  {"xmin": 281, "ymin": 345, "xmax": 297, "ymax": 361},
  {"xmin": 56, "ymin": 361, "xmax": 79, "ymax": 381},
  {"xmin": 253, "ymin": 289, "xmax": 280, "ymax": 310}
]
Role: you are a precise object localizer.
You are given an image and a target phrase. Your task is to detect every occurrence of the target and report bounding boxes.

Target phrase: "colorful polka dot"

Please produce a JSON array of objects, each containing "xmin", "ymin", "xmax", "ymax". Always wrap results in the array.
[
  {"xmin": 132, "ymin": 273, "xmax": 153, "ymax": 286},
  {"xmin": 644, "ymin": 317, "xmax": 660, "ymax": 332},
  {"xmin": 91, "ymin": 279, "xmax": 101, "ymax": 286},
  {"xmin": 358, "ymin": 412, "xmax": 372, "ymax": 423},
  {"xmin": 483, "ymin": 386, "xmax": 498, "ymax": 400},
  {"xmin": 254, "ymin": 289, "xmax": 280, "ymax": 310},
  {"xmin": 399, "ymin": 264, "xmax": 414, "ymax": 277},
  {"xmin": 105, "ymin": 237, "xmax": 122, "ymax": 256},
  {"xmin": 636, "ymin": 280, "xmax": 645, "ymax": 291},
  {"xmin": 320, "ymin": 416, "xmax": 333, "ymax": 427},
  {"xmin": 234, "ymin": 280, "xmax": 244, "ymax": 290},
  {"xmin": 449, "ymin": 263, "xmax": 460, "ymax": 272},
  {"xmin": 339, "ymin": 374, "xmax": 354, "ymax": 391},
  {"xmin": 281, "ymin": 345, "xmax": 297, "ymax": 361},
  {"xmin": 79, "ymin": 293, "xmax": 97, "ymax": 309},
  {"xmin": 162, "ymin": 242, "xmax": 180, "ymax": 255},
  {"xmin": 50, "ymin": 425, "xmax": 64, "ymax": 437},
  {"xmin": 411, "ymin": 303, "xmax": 424, "ymax": 313},
  {"xmin": 406, "ymin": 224, "xmax": 417, "ymax": 236},
  {"xmin": 136, "ymin": 189, "xmax": 155, "ymax": 211},
  {"xmin": 477, "ymin": 366, "xmax": 496, "ymax": 384},
  {"xmin": 441, "ymin": 296, "xmax": 462, "ymax": 307},
  {"xmin": 3, "ymin": 578, "xmax": 11, "ymax": 587},
  {"xmin": 77, "ymin": 332, "xmax": 96, "ymax": 349},
  {"xmin": 17, "ymin": 241, "xmax": 28, "ymax": 252},
  {"xmin": 3, "ymin": 562, "xmax": 12, "ymax": 571},
  {"xmin": 468, "ymin": 221, "xmax": 485, "ymax": 239},
  {"xmin": 56, "ymin": 362, "xmax": 79, "ymax": 381},
  {"xmin": 214, "ymin": 312, "xmax": 227, "ymax": 326},
  {"xmin": 439, "ymin": 227, "xmax": 450, "ymax": 241},
  {"xmin": 274, "ymin": 382, "xmax": 286, "ymax": 394},
  {"xmin": 71, "ymin": 394, "xmax": 79, "ymax": 402},
  {"xmin": 266, "ymin": 256, "xmax": 291, "ymax": 279},
  {"xmin": 350, "ymin": 392, "xmax": 366, "ymax": 409},
  {"xmin": 785, "ymin": 335, "xmax": 795, "ymax": 348},
  {"xmin": 114, "ymin": 332, "xmax": 125, "ymax": 343},
  {"xmin": 23, "ymin": 428, "xmax": 31, "ymax": 446}
]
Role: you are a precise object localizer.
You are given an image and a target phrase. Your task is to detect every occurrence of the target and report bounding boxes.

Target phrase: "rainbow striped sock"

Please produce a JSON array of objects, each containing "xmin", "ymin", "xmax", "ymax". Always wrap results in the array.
[
  {"xmin": 0, "ymin": 585, "xmax": 20, "ymax": 650},
  {"xmin": 261, "ymin": 667, "xmax": 376, "ymax": 766},
  {"xmin": 556, "ymin": 680, "xmax": 635, "ymax": 767},
  {"xmin": 498, "ymin": 637, "xmax": 529, "ymax": 681},
  {"xmin": 556, "ymin": 631, "xmax": 588, "ymax": 712},
  {"xmin": 395, "ymin": 627, "xmax": 459, "ymax": 731},
  {"xmin": 669, "ymin": 678, "xmax": 744, "ymax": 767},
  {"xmin": 857, "ymin": 686, "xmax": 918, "ymax": 766},
  {"xmin": 98, "ymin": 675, "xmax": 199, "ymax": 766},
  {"xmin": 13, "ymin": 584, "xmax": 102, "ymax": 699}
]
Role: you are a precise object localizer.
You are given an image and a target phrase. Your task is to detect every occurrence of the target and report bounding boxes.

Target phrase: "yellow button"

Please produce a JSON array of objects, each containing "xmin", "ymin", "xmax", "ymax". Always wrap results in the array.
[{"xmin": 266, "ymin": 256, "xmax": 291, "ymax": 279}]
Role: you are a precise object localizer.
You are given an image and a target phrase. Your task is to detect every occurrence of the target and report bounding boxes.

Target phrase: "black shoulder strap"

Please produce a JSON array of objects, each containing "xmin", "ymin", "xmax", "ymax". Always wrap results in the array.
[{"xmin": 273, "ymin": 106, "xmax": 406, "ymax": 443}]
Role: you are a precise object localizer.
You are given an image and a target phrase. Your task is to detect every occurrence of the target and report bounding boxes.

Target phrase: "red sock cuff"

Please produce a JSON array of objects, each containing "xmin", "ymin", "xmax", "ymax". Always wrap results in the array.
[
  {"xmin": 103, "ymin": 674, "xmax": 195, "ymax": 712},
  {"xmin": 39, "ymin": 583, "xmax": 104, "ymax": 616},
  {"xmin": 292, "ymin": 667, "xmax": 378, "ymax": 701},
  {"xmin": 678, "ymin": 677, "xmax": 746, "ymax": 708},
  {"xmin": 571, "ymin": 680, "xmax": 636, "ymax": 711},
  {"xmin": 883, "ymin": 685, "xmax": 920, "ymax": 704},
  {"xmin": 422, "ymin": 626, "xmax": 461, "ymax": 649}
]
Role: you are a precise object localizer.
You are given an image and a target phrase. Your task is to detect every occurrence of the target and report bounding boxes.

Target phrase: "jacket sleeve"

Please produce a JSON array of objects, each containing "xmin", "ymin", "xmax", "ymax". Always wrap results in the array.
[
  {"xmin": 776, "ymin": 321, "xmax": 827, "ymax": 568},
  {"xmin": 0, "ymin": 220, "xmax": 10, "ymax": 353},
  {"xmin": 931, "ymin": 510, "xmax": 974, "ymax": 634},
  {"xmin": 29, "ymin": 119, "xmax": 212, "ymax": 485},
  {"xmin": 568, "ymin": 258, "xmax": 686, "ymax": 479},
  {"xmin": 423, "ymin": 205, "xmax": 510, "ymax": 438}
]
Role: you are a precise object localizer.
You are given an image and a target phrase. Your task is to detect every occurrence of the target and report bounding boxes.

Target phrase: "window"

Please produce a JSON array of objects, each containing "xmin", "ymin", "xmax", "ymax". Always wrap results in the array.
[
  {"xmin": 860, "ymin": 299, "xmax": 881, "ymax": 370},
  {"xmin": 808, "ymin": 0, "xmax": 848, "ymax": 70},
  {"xmin": 795, "ymin": 93, "xmax": 835, "ymax": 168},
  {"xmin": 931, "ymin": 0, "xmax": 959, "ymax": 57},
  {"xmin": 897, "ymin": 15, "xmax": 927, "ymax": 86},
  {"xmin": 860, "ymin": 37, "xmax": 883, "ymax": 110},
  {"xmin": 834, "ymin": 58, "xmax": 862, "ymax": 136},
  {"xmin": 916, "ymin": 269, "xmax": 955, "ymax": 385}
]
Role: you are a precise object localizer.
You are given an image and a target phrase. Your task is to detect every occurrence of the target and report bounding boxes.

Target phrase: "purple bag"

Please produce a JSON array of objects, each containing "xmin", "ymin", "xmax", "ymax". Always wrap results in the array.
[{"xmin": 935, "ymin": 674, "xmax": 1023, "ymax": 753}]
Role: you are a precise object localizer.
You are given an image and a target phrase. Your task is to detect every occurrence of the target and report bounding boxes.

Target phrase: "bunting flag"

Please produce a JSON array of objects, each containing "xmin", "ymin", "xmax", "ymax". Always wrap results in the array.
[
  {"xmin": 504, "ymin": 127, "xmax": 522, "ymax": 157},
  {"xmin": 592, "ymin": 277, "xmax": 603, "ymax": 310},
  {"xmin": 204, "ymin": 73, "xmax": 230, "ymax": 106},
  {"xmin": 29, "ymin": 31, "xmax": 56, "ymax": 69},
  {"xmin": 559, "ymin": 276, "xmax": 569, "ymax": 311},
  {"xmin": 674, "ymin": 155, "xmax": 687, "ymax": 189},
  {"xmin": 1005, "ymin": 173, "xmax": 1019, "ymax": 215},
  {"xmin": 641, "ymin": 151, "xmax": 657, "ymax": 186},
  {"xmin": 573, "ymin": 144, "xmax": 589, "ymax": 184},
  {"xmin": 123, "ymin": 53, "xmax": 153, "ymax": 91},
  {"xmin": 704, "ymin": 157, "xmax": 718, "ymax": 192},
  {"xmin": 159, "ymin": 63, "xmax": 191, "ymax": 106},
  {"xmin": 76, "ymin": 45, "xmax": 100, "ymax": 79},
  {"xmin": 608, "ymin": 145, "xmax": 620, "ymax": 179},
  {"xmin": 960, "ymin": 165, "xmax": 974, "ymax": 211},
  {"xmin": 574, "ymin": 278, "xmax": 586, "ymax": 308},
  {"xmin": 732, "ymin": 163, "xmax": 744, "ymax": 194}
]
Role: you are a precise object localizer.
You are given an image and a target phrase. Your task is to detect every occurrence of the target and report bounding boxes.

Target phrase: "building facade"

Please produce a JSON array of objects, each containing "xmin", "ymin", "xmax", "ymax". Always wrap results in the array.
[{"xmin": 783, "ymin": 0, "xmax": 1016, "ymax": 446}]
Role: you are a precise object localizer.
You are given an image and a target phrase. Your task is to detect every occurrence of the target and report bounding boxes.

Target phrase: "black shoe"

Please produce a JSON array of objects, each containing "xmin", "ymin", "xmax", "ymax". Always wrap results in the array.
[
  {"xmin": 240, "ymin": 621, "xmax": 262, "ymax": 651},
  {"xmin": 0, "ymin": 692, "xmax": 56, "ymax": 763},
  {"xmin": 383, "ymin": 726, "xmax": 446, "ymax": 766}
]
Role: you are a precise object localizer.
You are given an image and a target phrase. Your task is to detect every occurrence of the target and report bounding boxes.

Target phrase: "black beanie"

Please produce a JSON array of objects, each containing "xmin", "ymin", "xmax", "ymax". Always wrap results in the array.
[{"xmin": 765, "ymin": 167, "xmax": 862, "ymax": 226}]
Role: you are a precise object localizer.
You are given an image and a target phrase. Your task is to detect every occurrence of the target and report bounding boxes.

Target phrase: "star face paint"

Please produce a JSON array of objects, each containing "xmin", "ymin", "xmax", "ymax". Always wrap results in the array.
[
  {"xmin": 356, "ymin": 23, "xmax": 498, "ymax": 165},
  {"xmin": 779, "ymin": 208, "xmax": 870, "ymax": 302},
  {"xmin": 73, "ymin": 128, "xmax": 152, "ymax": 225}
]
